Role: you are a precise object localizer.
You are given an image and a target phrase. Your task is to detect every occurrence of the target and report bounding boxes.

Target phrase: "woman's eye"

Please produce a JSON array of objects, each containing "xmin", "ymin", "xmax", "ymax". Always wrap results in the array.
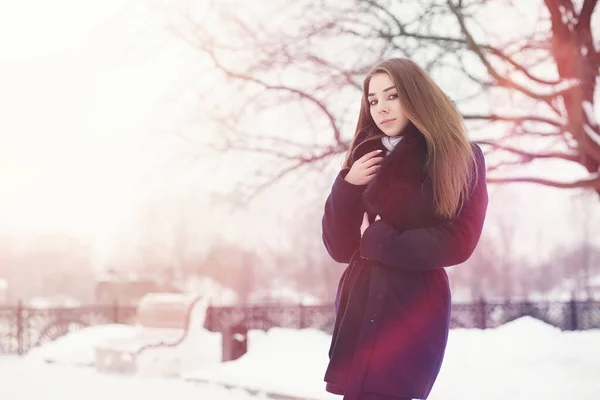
[{"xmin": 370, "ymin": 94, "xmax": 397, "ymax": 106}]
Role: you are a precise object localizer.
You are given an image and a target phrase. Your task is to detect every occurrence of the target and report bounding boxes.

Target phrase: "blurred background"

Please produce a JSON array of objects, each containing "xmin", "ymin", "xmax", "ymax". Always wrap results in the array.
[{"xmin": 1, "ymin": 0, "xmax": 599, "ymax": 308}]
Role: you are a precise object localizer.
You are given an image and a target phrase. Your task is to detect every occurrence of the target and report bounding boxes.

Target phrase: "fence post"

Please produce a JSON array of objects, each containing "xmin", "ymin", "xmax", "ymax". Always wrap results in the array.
[
  {"xmin": 298, "ymin": 303, "xmax": 305, "ymax": 329},
  {"xmin": 16, "ymin": 300, "xmax": 23, "ymax": 355},
  {"xmin": 113, "ymin": 300, "xmax": 119, "ymax": 323},
  {"xmin": 569, "ymin": 298, "xmax": 578, "ymax": 331},
  {"xmin": 476, "ymin": 297, "xmax": 487, "ymax": 329}
]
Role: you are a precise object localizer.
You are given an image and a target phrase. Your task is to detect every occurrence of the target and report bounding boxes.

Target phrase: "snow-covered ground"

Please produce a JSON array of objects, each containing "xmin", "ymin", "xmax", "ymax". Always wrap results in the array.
[
  {"xmin": 0, "ymin": 356, "xmax": 264, "ymax": 400},
  {"xmin": 27, "ymin": 324, "xmax": 139, "ymax": 367},
  {"xmin": 7, "ymin": 316, "xmax": 600, "ymax": 399}
]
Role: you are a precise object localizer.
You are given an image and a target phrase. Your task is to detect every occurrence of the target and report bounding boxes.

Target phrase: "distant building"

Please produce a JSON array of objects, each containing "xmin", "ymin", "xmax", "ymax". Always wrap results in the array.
[{"xmin": 95, "ymin": 278, "xmax": 181, "ymax": 306}]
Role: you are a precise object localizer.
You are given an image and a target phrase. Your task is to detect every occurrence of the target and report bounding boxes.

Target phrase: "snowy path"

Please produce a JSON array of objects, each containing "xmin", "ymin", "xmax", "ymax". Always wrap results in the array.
[{"xmin": 0, "ymin": 357, "xmax": 261, "ymax": 400}]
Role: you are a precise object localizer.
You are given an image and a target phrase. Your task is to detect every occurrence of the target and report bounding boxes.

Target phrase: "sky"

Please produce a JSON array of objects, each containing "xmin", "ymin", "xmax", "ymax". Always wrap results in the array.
[
  {"xmin": 1, "ymin": 1, "xmax": 144, "ymax": 234},
  {"xmin": 0, "ymin": 1, "xmax": 202, "ymax": 237}
]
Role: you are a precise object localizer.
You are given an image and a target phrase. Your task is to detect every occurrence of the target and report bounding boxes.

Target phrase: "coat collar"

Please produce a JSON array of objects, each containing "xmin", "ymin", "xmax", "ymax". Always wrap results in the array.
[
  {"xmin": 360, "ymin": 123, "xmax": 433, "ymax": 221},
  {"xmin": 351, "ymin": 122, "xmax": 425, "ymax": 165}
]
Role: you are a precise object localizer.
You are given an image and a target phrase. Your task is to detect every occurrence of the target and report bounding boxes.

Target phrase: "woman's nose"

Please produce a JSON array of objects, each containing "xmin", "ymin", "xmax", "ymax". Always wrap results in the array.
[{"xmin": 378, "ymin": 105, "xmax": 389, "ymax": 114}]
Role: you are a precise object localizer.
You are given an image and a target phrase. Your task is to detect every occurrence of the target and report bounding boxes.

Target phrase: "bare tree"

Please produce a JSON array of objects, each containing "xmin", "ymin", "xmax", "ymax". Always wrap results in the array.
[
  {"xmin": 5, "ymin": 234, "xmax": 95, "ymax": 303},
  {"xmin": 448, "ymin": 229, "xmax": 502, "ymax": 301},
  {"xmin": 283, "ymin": 206, "xmax": 347, "ymax": 301},
  {"xmin": 494, "ymin": 213, "xmax": 518, "ymax": 300},
  {"xmin": 160, "ymin": 0, "xmax": 600, "ymax": 202},
  {"xmin": 567, "ymin": 188, "xmax": 600, "ymax": 298},
  {"xmin": 537, "ymin": 242, "xmax": 600, "ymax": 298},
  {"xmin": 200, "ymin": 242, "xmax": 264, "ymax": 303}
]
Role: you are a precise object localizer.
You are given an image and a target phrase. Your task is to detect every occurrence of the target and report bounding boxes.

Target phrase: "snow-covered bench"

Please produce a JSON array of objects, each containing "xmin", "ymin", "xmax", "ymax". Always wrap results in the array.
[{"xmin": 95, "ymin": 293, "xmax": 210, "ymax": 376}]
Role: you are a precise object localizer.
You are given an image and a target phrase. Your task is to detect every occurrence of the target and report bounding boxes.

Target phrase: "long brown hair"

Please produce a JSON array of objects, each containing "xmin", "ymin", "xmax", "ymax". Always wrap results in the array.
[{"xmin": 344, "ymin": 58, "xmax": 478, "ymax": 219}]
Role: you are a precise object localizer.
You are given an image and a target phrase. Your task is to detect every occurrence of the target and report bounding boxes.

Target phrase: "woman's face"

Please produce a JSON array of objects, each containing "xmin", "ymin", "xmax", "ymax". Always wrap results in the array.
[{"xmin": 367, "ymin": 73, "xmax": 409, "ymax": 137}]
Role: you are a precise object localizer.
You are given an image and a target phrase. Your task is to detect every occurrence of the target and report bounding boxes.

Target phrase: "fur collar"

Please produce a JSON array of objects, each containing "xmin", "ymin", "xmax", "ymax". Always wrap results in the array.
[
  {"xmin": 350, "ymin": 122, "xmax": 425, "ymax": 163},
  {"xmin": 351, "ymin": 123, "xmax": 439, "ymax": 229}
]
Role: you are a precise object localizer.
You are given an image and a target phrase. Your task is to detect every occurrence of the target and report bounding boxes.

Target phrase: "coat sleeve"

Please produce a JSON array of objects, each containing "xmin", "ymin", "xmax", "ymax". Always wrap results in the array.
[
  {"xmin": 321, "ymin": 169, "xmax": 368, "ymax": 263},
  {"xmin": 359, "ymin": 144, "xmax": 488, "ymax": 272}
]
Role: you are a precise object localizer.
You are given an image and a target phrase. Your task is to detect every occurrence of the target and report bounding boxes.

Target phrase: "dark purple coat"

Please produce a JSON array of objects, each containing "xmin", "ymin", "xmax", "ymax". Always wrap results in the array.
[{"xmin": 322, "ymin": 124, "xmax": 488, "ymax": 400}]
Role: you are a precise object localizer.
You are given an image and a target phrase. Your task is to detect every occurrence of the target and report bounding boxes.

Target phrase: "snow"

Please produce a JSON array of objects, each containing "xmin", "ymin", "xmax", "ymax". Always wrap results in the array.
[
  {"xmin": 583, "ymin": 100, "xmax": 597, "ymax": 127},
  {"xmin": 581, "ymin": 46, "xmax": 589, "ymax": 56},
  {"xmin": 14, "ymin": 315, "xmax": 600, "ymax": 399},
  {"xmin": 548, "ymin": 78, "xmax": 580, "ymax": 96},
  {"xmin": 25, "ymin": 297, "xmax": 224, "ymax": 377},
  {"xmin": 183, "ymin": 328, "xmax": 335, "ymax": 399},
  {"xmin": 582, "ymin": 100, "xmax": 600, "ymax": 147},
  {"xmin": 133, "ymin": 326, "xmax": 222, "ymax": 376},
  {"xmin": 26, "ymin": 324, "xmax": 138, "ymax": 366},
  {"xmin": 0, "ymin": 357, "xmax": 263, "ymax": 400},
  {"xmin": 584, "ymin": 125, "xmax": 600, "ymax": 147},
  {"xmin": 28, "ymin": 295, "xmax": 81, "ymax": 309},
  {"xmin": 436, "ymin": 317, "xmax": 600, "ymax": 399}
]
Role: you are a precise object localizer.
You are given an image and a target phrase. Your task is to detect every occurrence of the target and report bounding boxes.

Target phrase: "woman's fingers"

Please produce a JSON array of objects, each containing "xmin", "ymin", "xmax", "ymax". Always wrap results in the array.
[
  {"xmin": 358, "ymin": 150, "xmax": 383, "ymax": 163},
  {"xmin": 349, "ymin": 150, "xmax": 384, "ymax": 185},
  {"xmin": 362, "ymin": 156, "xmax": 384, "ymax": 168},
  {"xmin": 365, "ymin": 164, "xmax": 381, "ymax": 173}
]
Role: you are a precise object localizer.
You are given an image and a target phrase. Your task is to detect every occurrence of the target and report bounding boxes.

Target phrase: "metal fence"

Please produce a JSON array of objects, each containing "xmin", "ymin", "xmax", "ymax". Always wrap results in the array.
[
  {"xmin": 0, "ymin": 302, "xmax": 136, "ymax": 355},
  {"xmin": 203, "ymin": 299, "xmax": 600, "ymax": 333},
  {"xmin": 449, "ymin": 299, "xmax": 600, "ymax": 331},
  {"xmin": 1, "ymin": 299, "xmax": 599, "ymax": 355}
]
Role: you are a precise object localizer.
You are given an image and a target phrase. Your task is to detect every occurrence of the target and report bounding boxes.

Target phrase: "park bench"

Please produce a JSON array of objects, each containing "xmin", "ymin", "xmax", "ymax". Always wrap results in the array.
[{"xmin": 95, "ymin": 292, "xmax": 205, "ymax": 375}]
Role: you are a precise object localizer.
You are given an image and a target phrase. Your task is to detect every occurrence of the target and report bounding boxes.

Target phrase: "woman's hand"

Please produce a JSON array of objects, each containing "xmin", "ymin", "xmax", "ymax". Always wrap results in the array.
[
  {"xmin": 344, "ymin": 150, "xmax": 384, "ymax": 185},
  {"xmin": 360, "ymin": 212, "xmax": 381, "ymax": 237}
]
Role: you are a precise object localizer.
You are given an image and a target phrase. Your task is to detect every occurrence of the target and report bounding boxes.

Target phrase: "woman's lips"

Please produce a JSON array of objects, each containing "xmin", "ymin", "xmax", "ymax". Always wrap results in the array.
[{"xmin": 381, "ymin": 118, "xmax": 396, "ymax": 125}]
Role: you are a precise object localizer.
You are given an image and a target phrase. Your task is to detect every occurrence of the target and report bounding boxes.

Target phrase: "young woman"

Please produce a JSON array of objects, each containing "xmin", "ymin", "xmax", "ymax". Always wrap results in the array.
[{"xmin": 321, "ymin": 58, "xmax": 489, "ymax": 400}]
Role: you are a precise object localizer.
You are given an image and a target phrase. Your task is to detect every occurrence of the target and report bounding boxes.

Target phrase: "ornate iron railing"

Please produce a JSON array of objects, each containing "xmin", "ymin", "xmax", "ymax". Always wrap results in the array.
[
  {"xmin": 2, "ymin": 300, "xmax": 599, "ymax": 356},
  {"xmin": 0, "ymin": 302, "xmax": 137, "ymax": 355},
  {"xmin": 204, "ymin": 300, "xmax": 600, "ymax": 334}
]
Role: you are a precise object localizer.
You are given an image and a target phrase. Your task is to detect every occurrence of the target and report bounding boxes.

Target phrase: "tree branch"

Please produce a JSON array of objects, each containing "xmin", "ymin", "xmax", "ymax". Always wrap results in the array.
[
  {"xmin": 484, "ymin": 46, "xmax": 562, "ymax": 86},
  {"xmin": 577, "ymin": 0, "xmax": 597, "ymax": 31},
  {"xmin": 476, "ymin": 140, "xmax": 580, "ymax": 163},
  {"xmin": 234, "ymin": 149, "xmax": 340, "ymax": 205},
  {"xmin": 487, "ymin": 174, "xmax": 600, "ymax": 190},
  {"xmin": 169, "ymin": 0, "xmax": 600, "ymax": 199},
  {"xmin": 447, "ymin": 0, "xmax": 563, "ymax": 114},
  {"xmin": 463, "ymin": 114, "xmax": 565, "ymax": 128},
  {"xmin": 486, "ymin": 158, "xmax": 536, "ymax": 172},
  {"xmin": 173, "ymin": 18, "xmax": 345, "ymax": 145}
]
